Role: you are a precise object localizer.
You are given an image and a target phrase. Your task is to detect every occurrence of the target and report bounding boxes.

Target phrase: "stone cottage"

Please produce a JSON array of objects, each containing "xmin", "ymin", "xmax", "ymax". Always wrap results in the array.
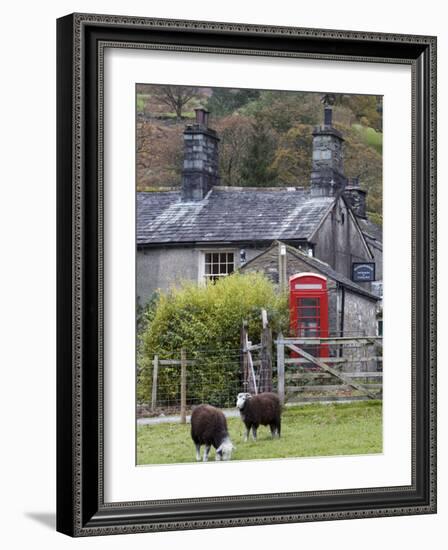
[{"xmin": 137, "ymin": 98, "xmax": 382, "ymax": 318}]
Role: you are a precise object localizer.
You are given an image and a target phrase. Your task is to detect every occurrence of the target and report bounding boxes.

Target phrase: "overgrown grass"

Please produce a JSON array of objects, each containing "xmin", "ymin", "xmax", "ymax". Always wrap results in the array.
[{"xmin": 137, "ymin": 401, "xmax": 382, "ymax": 465}]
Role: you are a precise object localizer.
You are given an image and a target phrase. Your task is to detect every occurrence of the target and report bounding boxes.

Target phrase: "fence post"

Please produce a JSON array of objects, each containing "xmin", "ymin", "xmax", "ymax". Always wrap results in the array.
[
  {"xmin": 151, "ymin": 355, "xmax": 159, "ymax": 411},
  {"xmin": 277, "ymin": 333, "xmax": 285, "ymax": 405},
  {"xmin": 240, "ymin": 321, "xmax": 249, "ymax": 392},
  {"xmin": 260, "ymin": 309, "xmax": 273, "ymax": 393},
  {"xmin": 180, "ymin": 348, "xmax": 187, "ymax": 424},
  {"xmin": 278, "ymin": 242, "xmax": 287, "ymax": 293}
]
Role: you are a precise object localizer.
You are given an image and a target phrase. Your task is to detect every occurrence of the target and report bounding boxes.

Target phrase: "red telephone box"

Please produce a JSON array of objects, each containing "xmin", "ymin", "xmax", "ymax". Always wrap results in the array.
[{"xmin": 289, "ymin": 273, "xmax": 329, "ymax": 358}]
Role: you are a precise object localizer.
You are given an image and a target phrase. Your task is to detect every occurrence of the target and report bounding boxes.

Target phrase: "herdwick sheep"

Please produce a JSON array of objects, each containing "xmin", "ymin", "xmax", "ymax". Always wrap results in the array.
[
  {"xmin": 190, "ymin": 404, "xmax": 234, "ymax": 462},
  {"xmin": 236, "ymin": 392, "xmax": 281, "ymax": 442}
]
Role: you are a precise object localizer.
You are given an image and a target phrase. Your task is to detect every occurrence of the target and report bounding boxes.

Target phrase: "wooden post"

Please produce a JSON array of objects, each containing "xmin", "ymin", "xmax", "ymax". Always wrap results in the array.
[
  {"xmin": 247, "ymin": 347, "xmax": 258, "ymax": 395},
  {"xmin": 151, "ymin": 355, "xmax": 159, "ymax": 411},
  {"xmin": 180, "ymin": 348, "xmax": 187, "ymax": 424},
  {"xmin": 278, "ymin": 242, "xmax": 287, "ymax": 292},
  {"xmin": 260, "ymin": 309, "xmax": 273, "ymax": 393},
  {"xmin": 240, "ymin": 321, "xmax": 249, "ymax": 392},
  {"xmin": 277, "ymin": 333, "xmax": 285, "ymax": 405}
]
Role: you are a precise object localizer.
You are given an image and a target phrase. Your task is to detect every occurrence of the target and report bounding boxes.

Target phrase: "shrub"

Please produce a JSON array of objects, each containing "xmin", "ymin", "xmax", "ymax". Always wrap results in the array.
[{"xmin": 137, "ymin": 272, "xmax": 288, "ymax": 406}]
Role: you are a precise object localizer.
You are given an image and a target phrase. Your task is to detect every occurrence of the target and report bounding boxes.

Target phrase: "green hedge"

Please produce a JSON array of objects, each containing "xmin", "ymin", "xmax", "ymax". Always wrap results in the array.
[{"xmin": 137, "ymin": 272, "xmax": 288, "ymax": 406}]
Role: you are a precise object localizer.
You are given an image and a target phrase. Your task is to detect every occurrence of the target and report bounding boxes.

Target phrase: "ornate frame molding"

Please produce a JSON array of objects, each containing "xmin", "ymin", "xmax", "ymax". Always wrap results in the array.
[{"xmin": 57, "ymin": 13, "xmax": 437, "ymax": 537}]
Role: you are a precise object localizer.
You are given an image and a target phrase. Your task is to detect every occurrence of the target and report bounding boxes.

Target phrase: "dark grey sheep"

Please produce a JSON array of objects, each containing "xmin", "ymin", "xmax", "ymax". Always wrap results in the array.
[
  {"xmin": 236, "ymin": 392, "xmax": 282, "ymax": 442},
  {"xmin": 190, "ymin": 404, "xmax": 234, "ymax": 462}
]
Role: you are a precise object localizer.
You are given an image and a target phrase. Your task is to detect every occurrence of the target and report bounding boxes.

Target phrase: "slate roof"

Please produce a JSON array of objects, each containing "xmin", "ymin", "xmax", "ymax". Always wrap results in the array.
[
  {"xmin": 241, "ymin": 241, "xmax": 380, "ymax": 301},
  {"xmin": 137, "ymin": 187, "xmax": 334, "ymax": 246},
  {"xmin": 357, "ymin": 218, "xmax": 383, "ymax": 251}
]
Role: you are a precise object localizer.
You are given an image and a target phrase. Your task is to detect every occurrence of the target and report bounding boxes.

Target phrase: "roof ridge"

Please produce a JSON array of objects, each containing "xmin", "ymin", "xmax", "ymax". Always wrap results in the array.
[
  {"xmin": 211, "ymin": 186, "xmax": 307, "ymax": 192},
  {"xmin": 138, "ymin": 189, "xmax": 180, "ymax": 195}
]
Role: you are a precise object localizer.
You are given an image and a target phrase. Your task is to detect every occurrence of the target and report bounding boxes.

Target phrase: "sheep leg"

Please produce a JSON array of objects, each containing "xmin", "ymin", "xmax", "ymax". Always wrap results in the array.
[
  {"xmin": 270, "ymin": 423, "xmax": 280, "ymax": 438},
  {"xmin": 251, "ymin": 426, "xmax": 257, "ymax": 441},
  {"xmin": 195, "ymin": 444, "xmax": 201, "ymax": 461},
  {"xmin": 203, "ymin": 445, "xmax": 211, "ymax": 462},
  {"xmin": 243, "ymin": 427, "xmax": 250, "ymax": 442}
]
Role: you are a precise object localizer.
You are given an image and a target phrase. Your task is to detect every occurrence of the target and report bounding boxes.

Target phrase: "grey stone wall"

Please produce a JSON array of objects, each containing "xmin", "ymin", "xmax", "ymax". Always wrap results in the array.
[
  {"xmin": 314, "ymin": 198, "xmax": 372, "ymax": 281},
  {"xmin": 343, "ymin": 290, "xmax": 377, "ymax": 337},
  {"xmin": 341, "ymin": 289, "xmax": 378, "ymax": 371},
  {"xmin": 368, "ymin": 241, "xmax": 383, "ymax": 283}
]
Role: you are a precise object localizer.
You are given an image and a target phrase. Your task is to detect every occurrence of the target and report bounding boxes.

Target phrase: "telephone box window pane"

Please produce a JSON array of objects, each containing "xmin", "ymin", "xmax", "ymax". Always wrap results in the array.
[
  {"xmin": 300, "ymin": 297, "xmax": 319, "ymax": 307},
  {"xmin": 299, "ymin": 306, "xmax": 320, "ymax": 318}
]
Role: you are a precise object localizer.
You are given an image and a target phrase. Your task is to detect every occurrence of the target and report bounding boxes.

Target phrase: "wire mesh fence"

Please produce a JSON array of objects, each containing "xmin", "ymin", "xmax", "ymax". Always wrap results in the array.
[
  {"xmin": 138, "ymin": 348, "xmax": 247, "ymax": 415},
  {"xmin": 136, "ymin": 333, "xmax": 382, "ymax": 418}
]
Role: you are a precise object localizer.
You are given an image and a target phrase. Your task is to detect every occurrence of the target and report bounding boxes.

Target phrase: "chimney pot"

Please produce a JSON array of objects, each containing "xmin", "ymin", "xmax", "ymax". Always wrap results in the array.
[{"xmin": 195, "ymin": 107, "xmax": 209, "ymax": 127}]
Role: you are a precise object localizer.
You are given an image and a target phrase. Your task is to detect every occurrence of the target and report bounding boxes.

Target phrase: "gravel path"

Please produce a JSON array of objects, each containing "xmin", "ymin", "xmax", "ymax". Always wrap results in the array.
[{"xmin": 137, "ymin": 407, "xmax": 241, "ymax": 426}]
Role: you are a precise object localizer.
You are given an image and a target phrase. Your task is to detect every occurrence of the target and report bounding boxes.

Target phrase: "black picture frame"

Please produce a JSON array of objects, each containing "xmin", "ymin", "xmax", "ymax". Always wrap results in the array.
[{"xmin": 56, "ymin": 13, "xmax": 437, "ymax": 537}]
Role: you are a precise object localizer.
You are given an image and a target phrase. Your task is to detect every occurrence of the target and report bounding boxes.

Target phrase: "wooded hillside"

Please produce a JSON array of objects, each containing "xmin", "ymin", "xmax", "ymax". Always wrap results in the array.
[{"xmin": 136, "ymin": 85, "xmax": 383, "ymax": 224}]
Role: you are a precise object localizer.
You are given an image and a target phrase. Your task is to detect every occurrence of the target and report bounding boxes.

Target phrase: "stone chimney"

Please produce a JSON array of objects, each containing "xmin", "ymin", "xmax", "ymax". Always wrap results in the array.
[
  {"xmin": 344, "ymin": 177, "xmax": 367, "ymax": 218},
  {"xmin": 310, "ymin": 94, "xmax": 347, "ymax": 197},
  {"xmin": 181, "ymin": 108, "xmax": 220, "ymax": 201}
]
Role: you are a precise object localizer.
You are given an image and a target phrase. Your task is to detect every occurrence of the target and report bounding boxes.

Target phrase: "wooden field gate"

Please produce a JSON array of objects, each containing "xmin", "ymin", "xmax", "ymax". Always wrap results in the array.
[{"xmin": 276, "ymin": 335, "xmax": 383, "ymax": 404}]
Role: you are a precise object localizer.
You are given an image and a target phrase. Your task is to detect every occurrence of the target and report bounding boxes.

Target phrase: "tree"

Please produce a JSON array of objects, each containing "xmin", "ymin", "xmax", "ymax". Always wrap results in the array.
[
  {"xmin": 207, "ymin": 88, "xmax": 260, "ymax": 116},
  {"xmin": 152, "ymin": 85, "xmax": 198, "ymax": 119},
  {"xmin": 270, "ymin": 124, "xmax": 313, "ymax": 186},
  {"xmin": 336, "ymin": 94, "xmax": 382, "ymax": 131},
  {"xmin": 241, "ymin": 90, "xmax": 321, "ymax": 132},
  {"xmin": 214, "ymin": 115, "xmax": 253, "ymax": 186},
  {"xmin": 239, "ymin": 118, "xmax": 278, "ymax": 187},
  {"xmin": 340, "ymin": 123, "xmax": 383, "ymax": 220},
  {"xmin": 136, "ymin": 121, "xmax": 183, "ymax": 189}
]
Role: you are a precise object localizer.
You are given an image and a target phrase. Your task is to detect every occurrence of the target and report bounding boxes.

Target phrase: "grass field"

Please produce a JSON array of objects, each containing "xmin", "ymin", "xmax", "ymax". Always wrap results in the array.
[{"xmin": 137, "ymin": 400, "xmax": 382, "ymax": 465}]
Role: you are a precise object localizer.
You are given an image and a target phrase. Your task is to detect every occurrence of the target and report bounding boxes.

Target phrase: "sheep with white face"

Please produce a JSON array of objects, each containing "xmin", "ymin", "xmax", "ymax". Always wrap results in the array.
[
  {"xmin": 190, "ymin": 404, "xmax": 235, "ymax": 462},
  {"xmin": 236, "ymin": 392, "xmax": 282, "ymax": 442}
]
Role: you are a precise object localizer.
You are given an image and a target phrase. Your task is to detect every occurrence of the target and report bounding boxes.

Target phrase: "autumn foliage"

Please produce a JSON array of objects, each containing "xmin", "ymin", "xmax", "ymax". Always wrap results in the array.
[{"xmin": 136, "ymin": 85, "xmax": 383, "ymax": 222}]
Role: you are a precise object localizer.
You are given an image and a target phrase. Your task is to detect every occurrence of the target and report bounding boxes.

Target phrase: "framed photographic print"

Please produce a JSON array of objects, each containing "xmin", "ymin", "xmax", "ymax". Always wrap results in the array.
[{"xmin": 56, "ymin": 13, "xmax": 437, "ymax": 536}]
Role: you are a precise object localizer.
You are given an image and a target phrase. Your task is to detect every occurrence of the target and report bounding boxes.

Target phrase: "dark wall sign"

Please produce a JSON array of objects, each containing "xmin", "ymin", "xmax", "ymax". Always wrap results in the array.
[{"xmin": 352, "ymin": 262, "xmax": 376, "ymax": 282}]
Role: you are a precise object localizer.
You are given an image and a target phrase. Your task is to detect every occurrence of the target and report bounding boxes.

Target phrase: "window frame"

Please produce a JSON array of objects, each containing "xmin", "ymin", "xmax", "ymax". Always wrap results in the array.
[{"xmin": 199, "ymin": 248, "xmax": 237, "ymax": 284}]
